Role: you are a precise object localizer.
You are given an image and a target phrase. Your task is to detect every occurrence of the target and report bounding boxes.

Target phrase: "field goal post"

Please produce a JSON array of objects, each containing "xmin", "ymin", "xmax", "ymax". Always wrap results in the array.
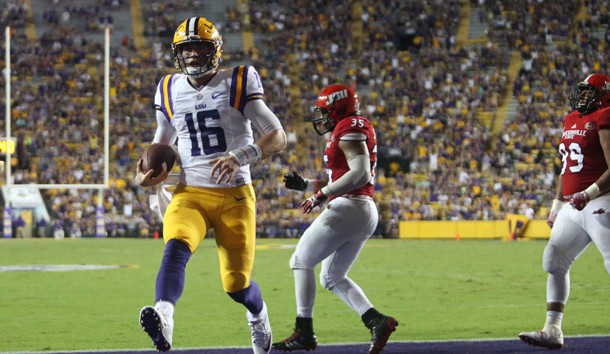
[{"xmin": 3, "ymin": 26, "xmax": 111, "ymax": 238}]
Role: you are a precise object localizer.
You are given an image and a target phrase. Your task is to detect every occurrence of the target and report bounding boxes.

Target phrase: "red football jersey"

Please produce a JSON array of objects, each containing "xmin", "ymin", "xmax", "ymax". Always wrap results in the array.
[
  {"xmin": 324, "ymin": 115, "xmax": 377, "ymax": 200},
  {"xmin": 560, "ymin": 106, "xmax": 610, "ymax": 196}
]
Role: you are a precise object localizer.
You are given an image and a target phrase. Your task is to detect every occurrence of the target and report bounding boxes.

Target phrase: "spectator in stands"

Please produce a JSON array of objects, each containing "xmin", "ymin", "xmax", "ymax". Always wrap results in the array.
[
  {"xmin": 35, "ymin": 218, "xmax": 48, "ymax": 238},
  {"xmin": 3, "ymin": 0, "xmax": 610, "ymax": 238},
  {"xmin": 52, "ymin": 218, "xmax": 64, "ymax": 240},
  {"xmin": 13, "ymin": 213, "xmax": 26, "ymax": 238}
]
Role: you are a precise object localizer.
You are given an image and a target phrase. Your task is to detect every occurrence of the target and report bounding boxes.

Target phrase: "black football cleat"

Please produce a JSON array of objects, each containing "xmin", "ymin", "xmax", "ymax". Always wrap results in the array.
[
  {"xmin": 272, "ymin": 317, "xmax": 317, "ymax": 352},
  {"xmin": 365, "ymin": 314, "xmax": 398, "ymax": 354}
]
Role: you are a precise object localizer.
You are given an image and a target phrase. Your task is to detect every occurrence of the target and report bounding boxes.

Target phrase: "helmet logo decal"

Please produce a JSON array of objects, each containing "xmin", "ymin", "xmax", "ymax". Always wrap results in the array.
[
  {"xmin": 325, "ymin": 89, "xmax": 348, "ymax": 105},
  {"xmin": 584, "ymin": 74, "xmax": 595, "ymax": 83}
]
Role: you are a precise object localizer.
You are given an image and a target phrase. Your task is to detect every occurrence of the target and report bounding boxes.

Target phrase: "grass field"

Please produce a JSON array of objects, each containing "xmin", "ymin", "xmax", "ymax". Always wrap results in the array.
[{"xmin": 1, "ymin": 237, "xmax": 609, "ymax": 352}]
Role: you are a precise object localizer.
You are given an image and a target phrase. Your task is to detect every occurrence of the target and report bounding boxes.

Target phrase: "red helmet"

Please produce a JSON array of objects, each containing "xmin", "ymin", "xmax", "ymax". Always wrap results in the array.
[
  {"xmin": 570, "ymin": 73, "xmax": 610, "ymax": 114},
  {"xmin": 312, "ymin": 84, "xmax": 360, "ymax": 135}
]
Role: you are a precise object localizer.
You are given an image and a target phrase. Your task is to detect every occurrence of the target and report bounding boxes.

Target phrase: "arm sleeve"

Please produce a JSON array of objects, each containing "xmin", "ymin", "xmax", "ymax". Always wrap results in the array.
[
  {"xmin": 322, "ymin": 154, "xmax": 371, "ymax": 196},
  {"xmin": 244, "ymin": 99, "xmax": 283, "ymax": 135},
  {"xmin": 152, "ymin": 110, "xmax": 177, "ymax": 144}
]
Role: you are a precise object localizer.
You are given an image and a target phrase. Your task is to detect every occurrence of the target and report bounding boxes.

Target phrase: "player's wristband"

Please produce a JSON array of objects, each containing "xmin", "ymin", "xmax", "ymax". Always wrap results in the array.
[
  {"xmin": 321, "ymin": 185, "xmax": 333, "ymax": 197},
  {"xmin": 585, "ymin": 183, "xmax": 601, "ymax": 199},
  {"xmin": 550, "ymin": 199, "xmax": 565, "ymax": 212},
  {"xmin": 304, "ymin": 178, "xmax": 319, "ymax": 192},
  {"xmin": 229, "ymin": 144, "xmax": 262, "ymax": 166}
]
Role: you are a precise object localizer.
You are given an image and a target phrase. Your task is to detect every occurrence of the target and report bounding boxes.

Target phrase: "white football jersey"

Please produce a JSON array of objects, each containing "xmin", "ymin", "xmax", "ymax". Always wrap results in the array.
[{"xmin": 154, "ymin": 66, "xmax": 265, "ymax": 188}]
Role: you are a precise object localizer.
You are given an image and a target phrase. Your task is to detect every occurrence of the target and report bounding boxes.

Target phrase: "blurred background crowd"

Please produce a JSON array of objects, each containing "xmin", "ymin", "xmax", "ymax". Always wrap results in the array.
[{"xmin": 1, "ymin": 0, "xmax": 609, "ymax": 239}]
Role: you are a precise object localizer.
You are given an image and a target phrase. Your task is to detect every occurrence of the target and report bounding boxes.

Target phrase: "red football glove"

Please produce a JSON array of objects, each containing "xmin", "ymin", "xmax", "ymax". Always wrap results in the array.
[
  {"xmin": 301, "ymin": 190, "xmax": 328, "ymax": 214},
  {"xmin": 567, "ymin": 191, "xmax": 591, "ymax": 211},
  {"xmin": 546, "ymin": 210, "xmax": 559, "ymax": 228}
]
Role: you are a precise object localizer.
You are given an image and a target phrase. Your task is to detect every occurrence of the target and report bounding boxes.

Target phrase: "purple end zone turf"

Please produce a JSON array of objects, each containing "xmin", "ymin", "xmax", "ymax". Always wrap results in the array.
[{"xmin": 51, "ymin": 335, "xmax": 609, "ymax": 354}]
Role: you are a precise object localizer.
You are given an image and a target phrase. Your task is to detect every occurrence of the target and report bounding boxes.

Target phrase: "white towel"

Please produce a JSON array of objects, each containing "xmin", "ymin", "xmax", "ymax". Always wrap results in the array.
[{"xmin": 149, "ymin": 174, "xmax": 181, "ymax": 220}]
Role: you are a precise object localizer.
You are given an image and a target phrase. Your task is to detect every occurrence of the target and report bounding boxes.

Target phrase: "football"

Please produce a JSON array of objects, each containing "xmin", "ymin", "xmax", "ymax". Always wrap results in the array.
[{"xmin": 140, "ymin": 143, "xmax": 177, "ymax": 177}]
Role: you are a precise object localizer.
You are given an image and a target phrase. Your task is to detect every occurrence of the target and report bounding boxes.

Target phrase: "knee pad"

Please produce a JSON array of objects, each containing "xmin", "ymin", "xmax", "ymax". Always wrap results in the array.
[
  {"xmin": 289, "ymin": 252, "xmax": 314, "ymax": 270},
  {"xmin": 319, "ymin": 268, "xmax": 347, "ymax": 290},
  {"xmin": 319, "ymin": 271, "xmax": 334, "ymax": 290},
  {"xmin": 543, "ymin": 243, "xmax": 572, "ymax": 274},
  {"xmin": 222, "ymin": 271, "xmax": 248, "ymax": 293}
]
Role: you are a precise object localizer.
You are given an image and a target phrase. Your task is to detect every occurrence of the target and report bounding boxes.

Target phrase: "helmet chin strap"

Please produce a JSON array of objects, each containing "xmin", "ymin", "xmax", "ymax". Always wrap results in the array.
[
  {"xmin": 180, "ymin": 55, "xmax": 212, "ymax": 78},
  {"xmin": 185, "ymin": 67, "xmax": 211, "ymax": 78}
]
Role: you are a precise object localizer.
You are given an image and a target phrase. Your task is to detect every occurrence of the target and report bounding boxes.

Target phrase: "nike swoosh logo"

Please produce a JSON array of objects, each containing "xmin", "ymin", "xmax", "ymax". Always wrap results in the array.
[
  {"xmin": 263, "ymin": 338, "xmax": 271, "ymax": 351},
  {"xmin": 235, "ymin": 196, "xmax": 247, "ymax": 202},
  {"xmin": 211, "ymin": 92, "xmax": 223, "ymax": 99}
]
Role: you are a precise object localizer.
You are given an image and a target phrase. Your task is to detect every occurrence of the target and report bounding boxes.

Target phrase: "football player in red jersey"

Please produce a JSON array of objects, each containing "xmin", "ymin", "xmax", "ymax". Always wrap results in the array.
[
  {"xmin": 519, "ymin": 73, "xmax": 610, "ymax": 349},
  {"xmin": 272, "ymin": 85, "xmax": 398, "ymax": 354}
]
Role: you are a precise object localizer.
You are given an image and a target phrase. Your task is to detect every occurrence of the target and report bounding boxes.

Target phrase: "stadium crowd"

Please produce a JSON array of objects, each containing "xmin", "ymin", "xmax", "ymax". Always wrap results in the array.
[{"xmin": 1, "ymin": 0, "xmax": 609, "ymax": 239}]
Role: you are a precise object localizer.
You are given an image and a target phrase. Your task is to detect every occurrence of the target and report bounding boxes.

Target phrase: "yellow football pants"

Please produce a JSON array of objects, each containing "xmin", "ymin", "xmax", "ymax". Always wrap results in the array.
[{"xmin": 162, "ymin": 183, "xmax": 256, "ymax": 293}]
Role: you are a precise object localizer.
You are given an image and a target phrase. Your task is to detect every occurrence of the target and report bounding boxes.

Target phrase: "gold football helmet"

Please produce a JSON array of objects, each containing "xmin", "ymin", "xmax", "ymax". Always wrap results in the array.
[{"xmin": 172, "ymin": 17, "xmax": 223, "ymax": 77}]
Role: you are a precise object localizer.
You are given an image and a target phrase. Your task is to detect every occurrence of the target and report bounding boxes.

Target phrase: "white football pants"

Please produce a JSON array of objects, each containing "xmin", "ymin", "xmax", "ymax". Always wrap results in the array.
[
  {"xmin": 289, "ymin": 197, "xmax": 379, "ymax": 317},
  {"xmin": 543, "ymin": 194, "xmax": 610, "ymax": 304}
]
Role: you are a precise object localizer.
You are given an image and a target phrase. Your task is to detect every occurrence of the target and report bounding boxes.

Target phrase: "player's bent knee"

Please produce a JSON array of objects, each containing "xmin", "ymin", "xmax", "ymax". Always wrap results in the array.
[
  {"xmin": 542, "ymin": 243, "xmax": 571, "ymax": 274},
  {"xmin": 319, "ymin": 272, "xmax": 345, "ymax": 291},
  {"xmin": 222, "ymin": 272, "xmax": 249, "ymax": 293},
  {"xmin": 320, "ymin": 277, "xmax": 338, "ymax": 290},
  {"xmin": 289, "ymin": 253, "xmax": 314, "ymax": 270},
  {"xmin": 163, "ymin": 236, "xmax": 196, "ymax": 254},
  {"xmin": 319, "ymin": 273, "xmax": 333, "ymax": 290}
]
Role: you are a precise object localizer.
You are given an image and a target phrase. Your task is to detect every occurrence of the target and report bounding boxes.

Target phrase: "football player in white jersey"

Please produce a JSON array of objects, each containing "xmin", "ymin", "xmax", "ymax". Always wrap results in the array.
[
  {"xmin": 519, "ymin": 74, "xmax": 610, "ymax": 349},
  {"xmin": 136, "ymin": 17, "xmax": 286, "ymax": 353},
  {"xmin": 272, "ymin": 85, "xmax": 397, "ymax": 354}
]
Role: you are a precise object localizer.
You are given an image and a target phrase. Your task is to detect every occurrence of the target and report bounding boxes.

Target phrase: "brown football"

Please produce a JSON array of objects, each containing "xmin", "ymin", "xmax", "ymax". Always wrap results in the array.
[{"xmin": 140, "ymin": 143, "xmax": 176, "ymax": 177}]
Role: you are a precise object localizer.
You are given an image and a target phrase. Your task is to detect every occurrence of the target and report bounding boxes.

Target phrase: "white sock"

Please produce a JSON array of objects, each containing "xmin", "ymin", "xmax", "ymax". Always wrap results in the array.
[
  {"xmin": 155, "ymin": 300, "xmax": 175, "ymax": 318},
  {"xmin": 294, "ymin": 268, "xmax": 316, "ymax": 318},
  {"xmin": 544, "ymin": 311, "xmax": 563, "ymax": 331},
  {"xmin": 330, "ymin": 277, "xmax": 373, "ymax": 315}
]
